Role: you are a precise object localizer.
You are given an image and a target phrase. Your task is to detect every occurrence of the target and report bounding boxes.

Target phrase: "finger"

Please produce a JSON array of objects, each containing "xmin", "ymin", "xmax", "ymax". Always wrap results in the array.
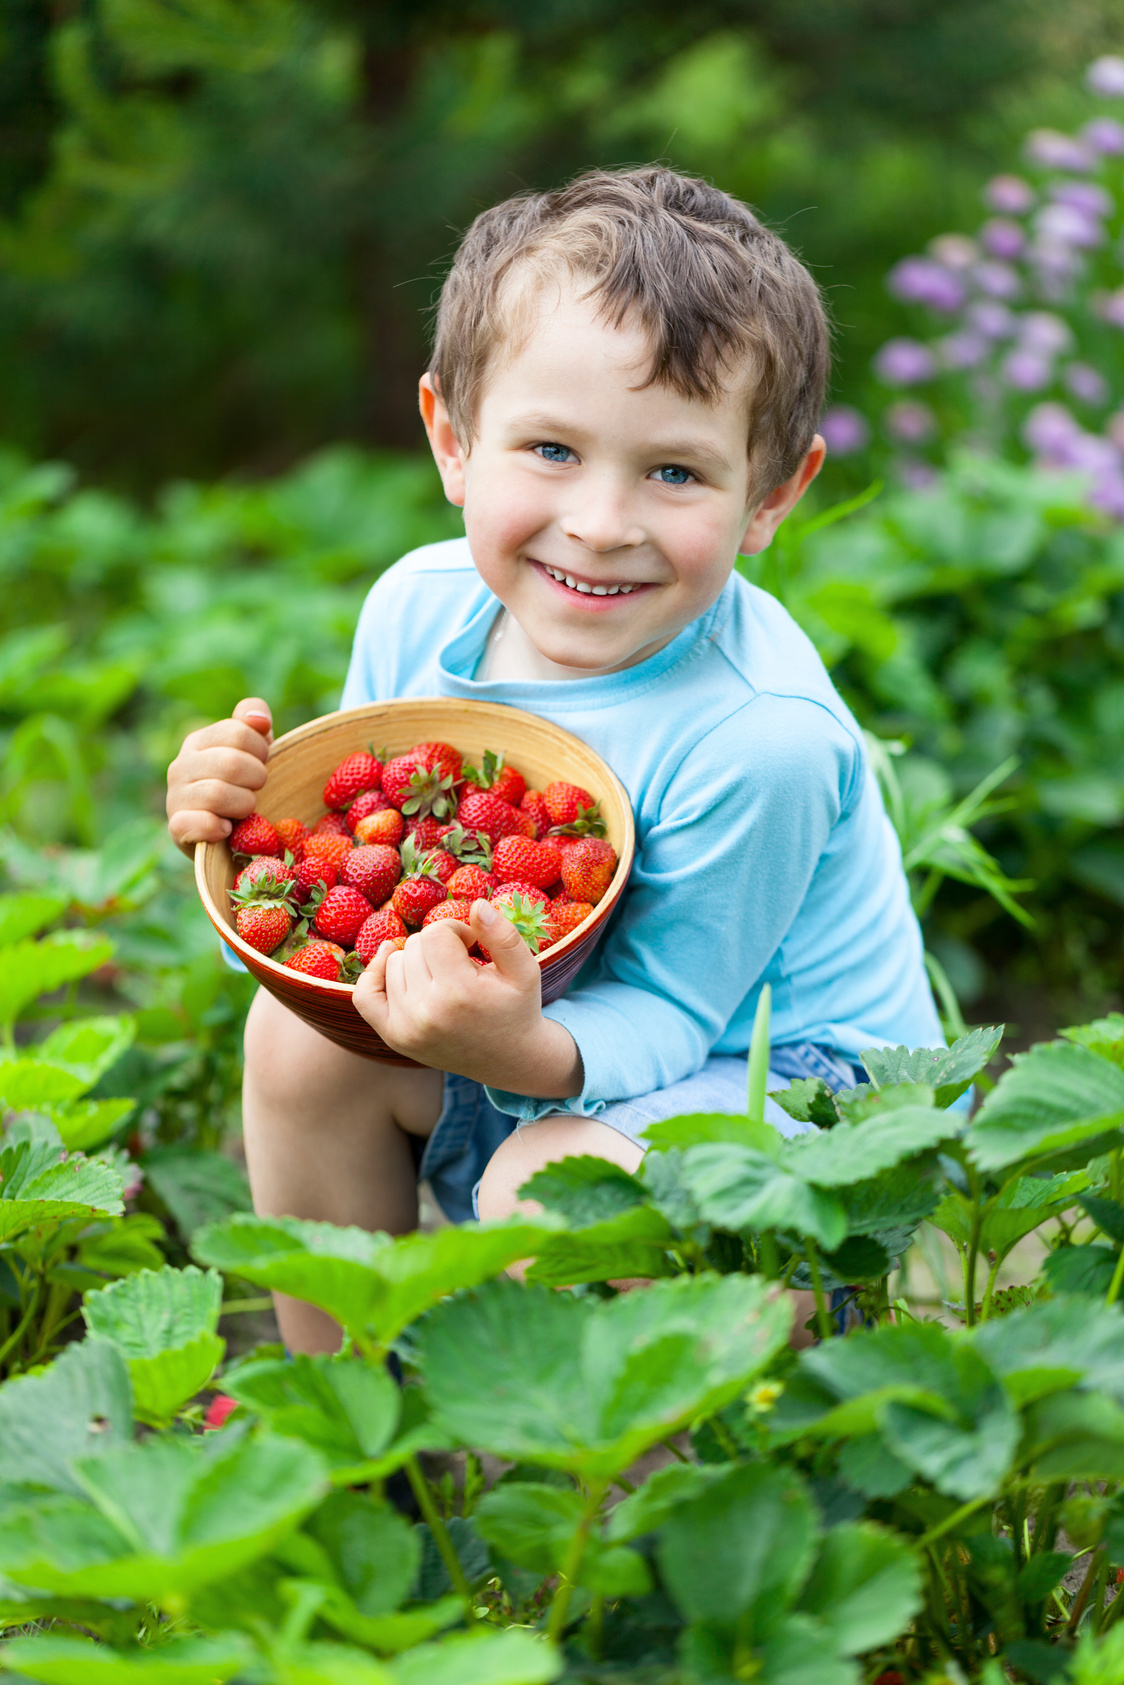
[
  {"xmin": 233, "ymin": 697, "xmax": 273, "ymax": 744},
  {"xmin": 417, "ymin": 918, "xmax": 475, "ymax": 975},
  {"xmin": 174, "ymin": 745, "xmax": 271, "ymax": 793},
  {"xmin": 168, "ymin": 809, "xmax": 234, "ymax": 849},
  {"xmin": 171, "ymin": 779, "xmax": 260, "ymax": 822},
  {"xmin": 471, "ymin": 900, "xmax": 540, "ymax": 984},
  {"xmin": 353, "ymin": 941, "xmax": 391, "ymax": 1025},
  {"xmin": 401, "ymin": 928, "xmax": 437, "ymax": 992},
  {"xmin": 175, "ymin": 720, "xmax": 273, "ymax": 764}
]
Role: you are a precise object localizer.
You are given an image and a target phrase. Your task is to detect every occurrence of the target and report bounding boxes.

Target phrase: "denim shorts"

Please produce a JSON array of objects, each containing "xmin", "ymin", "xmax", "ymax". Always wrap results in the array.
[{"xmin": 419, "ymin": 1041, "xmax": 866, "ymax": 1224}]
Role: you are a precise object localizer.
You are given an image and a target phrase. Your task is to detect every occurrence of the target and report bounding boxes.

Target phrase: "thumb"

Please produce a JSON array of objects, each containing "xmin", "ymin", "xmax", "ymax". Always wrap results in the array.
[
  {"xmin": 472, "ymin": 899, "xmax": 540, "ymax": 982},
  {"xmin": 233, "ymin": 697, "xmax": 273, "ymax": 742}
]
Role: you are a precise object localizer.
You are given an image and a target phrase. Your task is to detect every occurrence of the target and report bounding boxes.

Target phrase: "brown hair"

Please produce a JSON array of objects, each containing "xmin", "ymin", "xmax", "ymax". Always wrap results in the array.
[{"xmin": 429, "ymin": 165, "xmax": 830, "ymax": 497}]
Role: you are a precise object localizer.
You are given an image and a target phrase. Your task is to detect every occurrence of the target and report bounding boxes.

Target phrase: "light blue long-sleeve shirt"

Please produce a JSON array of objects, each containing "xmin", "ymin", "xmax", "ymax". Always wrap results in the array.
[{"xmin": 340, "ymin": 538, "xmax": 942, "ymax": 1121}]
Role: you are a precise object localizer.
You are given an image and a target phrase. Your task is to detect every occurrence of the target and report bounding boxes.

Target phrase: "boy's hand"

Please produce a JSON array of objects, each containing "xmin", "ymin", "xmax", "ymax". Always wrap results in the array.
[
  {"xmin": 166, "ymin": 697, "xmax": 274, "ymax": 856},
  {"xmin": 353, "ymin": 900, "xmax": 584, "ymax": 1099}
]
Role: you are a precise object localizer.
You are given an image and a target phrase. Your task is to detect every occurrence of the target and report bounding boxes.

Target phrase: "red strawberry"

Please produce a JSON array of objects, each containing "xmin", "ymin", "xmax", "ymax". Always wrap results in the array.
[
  {"xmin": 446, "ymin": 864, "xmax": 496, "ymax": 899},
  {"xmin": 520, "ymin": 789, "xmax": 552, "ymax": 839},
  {"xmin": 342, "ymin": 844, "xmax": 401, "ymax": 905},
  {"xmin": 436, "ymin": 824, "xmax": 493, "ymax": 870},
  {"xmin": 560, "ymin": 837, "xmax": 617, "ymax": 905},
  {"xmin": 230, "ymin": 814, "xmax": 283, "ymax": 858},
  {"xmin": 323, "ymin": 751, "xmax": 382, "ymax": 811},
  {"xmin": 354, "ymin": 808, "xmax": 406, "ymax": 848},
  {"xmin": 463, "ymin": 748, "xmax": 526, "ymax": 808},
  {"xmin": 285, "ymin": 940, "xmax": 346, "ymax": 980},
  {"xmin": 273, "ymin": 818, "xmax": 310, "ymax": 861},
  {"xmin": 456, "ymin": 789, "xmax": 535, "ymax": 847},
  {"xmin": 412, "ymin": 740, "xmax": 463, "ymax": 782},
  {"xmin": 422, "ymin": 896, "xmax": 474, "ymax": 927},
  {"xmin": 544, "ymin": 781, "xmax": 606, "ymax": 837},
  {"xmin": 404, "ymin": 814, "xmax": 449, "ymax": 852},
  {"xmin": 312, "ymin": 811, "xmax": 352, "ymax": 837},
  {"xmin": 313, "ymin": 885, "xmax": 375, "ymax": 947},
  {"xmin": 382, "ymin": 752, "xmax": 457, "ymax": 821},
  {"xmin": 492, "ymin": 835, "xmax": 562, "ymax": 889},
  {"xmin": 294, "ymin": 856, "xmax": 340, "ymax": 903},
  {"xmin": 488, "ymin": 886, "xmax": 550, "ymax": 952},
  {"xmin": 355, "ymin": 906, "xmax": 408, "ymax": 962},
  {"xmin": 233, "ymin": 856, "xmax": 295, "ymax": 898},
  {"xmin": 346, "ymin": 788, "xmax": 393, "ymax": 832},
  {"xmin": 303, "ymin": 832, "xmax": 353, "ymax": 871},
  {"xmin": 236, "ymin": 901, "xmax": 293, "ymax": 954},
  {"xmin": 545, "ymin": 900, "xmax": 594, "ymax": 942},
  {"xmin": 392, "ymin": 875, "xmax": 447, "ymax": 928}
]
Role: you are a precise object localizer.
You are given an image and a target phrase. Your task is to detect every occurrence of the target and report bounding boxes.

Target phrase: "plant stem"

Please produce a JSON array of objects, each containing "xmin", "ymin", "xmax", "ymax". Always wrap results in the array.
[
  {"xmin": 746, "ymin": 985, "xmax": 771, "ymax": 1125},
  {"xmin": 979, "ymin": 1251, "xmax": 1004, "ymax": 1322},
  {"xmin": 403, "ymin": 1456, "xmax": 477, "ymax": 1625},
  {"xmin": 585, "ymin": 1593, "xmax": 605, "ymax": 1660},
  {"xmin": 803, "ymin": 1237, "xmax": 834, "ymax": 1341},
  {"xmin": 661, "ymin": 1438, "xmax": 690, "ymax": 1463},
  {"xmin": 1107, "ymin": 1245, "xmax": 1124, "ymax": 1309},
  {"xmin": 547, "ymin": 1486, "xmax": 605, "ymax": 1644},
  {"xmin": 1068, "ymin": 1548, "xmax": 1103, "ymax": 1633},
  {"xmin": 0, "ymin": 1276, "xmax": 40, "ymax": 1373},
  {"xmin": 1113, "ymin": 1149, "xmax": 1122, "ymax": 1205}
]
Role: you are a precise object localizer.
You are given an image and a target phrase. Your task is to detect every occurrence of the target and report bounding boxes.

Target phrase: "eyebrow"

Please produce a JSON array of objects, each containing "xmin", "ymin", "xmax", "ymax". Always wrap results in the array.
[{"xmin": 509, "ymin": 414, "xmax": 736, "ymax": 475}]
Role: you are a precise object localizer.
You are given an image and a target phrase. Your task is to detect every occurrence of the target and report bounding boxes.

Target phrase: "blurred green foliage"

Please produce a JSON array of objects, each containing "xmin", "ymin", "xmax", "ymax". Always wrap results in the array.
[{"xmin": 0, "ymin": 0, "xmax": 1119, "ymax": 483}]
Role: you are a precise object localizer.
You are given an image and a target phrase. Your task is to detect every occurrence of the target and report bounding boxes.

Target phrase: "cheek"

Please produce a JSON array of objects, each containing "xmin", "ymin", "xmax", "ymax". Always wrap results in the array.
[
  {"xmin": 463, "ymin": 464, "xmax": 550, "ymax": 566},
  {"xmin": 664, "ymin": 512, "xmax": 738, "ymax": 601}
]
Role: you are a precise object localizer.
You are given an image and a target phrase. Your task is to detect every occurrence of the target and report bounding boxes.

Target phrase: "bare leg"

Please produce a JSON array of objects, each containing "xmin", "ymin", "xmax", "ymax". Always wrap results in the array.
[{"xmin": 241, "ymin": 989, "xmax": 443, "ymax": 1353}]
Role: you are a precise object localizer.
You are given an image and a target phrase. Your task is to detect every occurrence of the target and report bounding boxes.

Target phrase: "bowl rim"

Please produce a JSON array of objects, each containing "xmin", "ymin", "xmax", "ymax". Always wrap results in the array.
[{"xmin": 194, "ymin": 697, "xmax": 635, "ymax": 993}]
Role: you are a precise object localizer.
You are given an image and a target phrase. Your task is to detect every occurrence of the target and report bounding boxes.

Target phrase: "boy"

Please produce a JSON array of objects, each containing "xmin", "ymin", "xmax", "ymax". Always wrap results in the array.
[{"xmin": 167, "ymin": 167, "xmax": 941, "ymax": 1354}]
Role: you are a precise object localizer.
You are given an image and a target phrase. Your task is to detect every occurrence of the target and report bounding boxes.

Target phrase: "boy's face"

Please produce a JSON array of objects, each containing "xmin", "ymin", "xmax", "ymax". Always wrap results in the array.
[{"xmin": 421, "ymin": 281, "xmax": 824, "ymax": 674}]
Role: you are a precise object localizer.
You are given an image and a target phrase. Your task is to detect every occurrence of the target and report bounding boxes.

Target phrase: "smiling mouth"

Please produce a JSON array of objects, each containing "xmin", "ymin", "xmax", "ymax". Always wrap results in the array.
[{"xmin": 539, "ymin": 562, "xmax": 642, "ymax": 596}]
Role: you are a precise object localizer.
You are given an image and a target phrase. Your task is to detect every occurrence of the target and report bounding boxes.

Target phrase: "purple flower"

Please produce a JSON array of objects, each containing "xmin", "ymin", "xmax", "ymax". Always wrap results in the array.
[
  {"xmin": 1050, "ymin": 181, "xmax": 1114, "ymax": 217},
  {"xmin": 979, "ymin": 218, "xmax": 1025, "ymax": 260},
  {"xmin": 1003, "ymin": 348, "xmax": 1052, "ymax": 390},
  {"xmin": 973, "ymin": 261, "xmax": 1021, "ymax": 299},
  {"xmin": 886, "ymin": 256, "xmax": 966, "ymax": 312},
  {"xmin": 874, "ymin": 338, "xmax": 937, "ymax": 385},
  {"xmin": 1063, "ymin": 362, "xmax": 1109, "ymax": 405},
  {"xmin": 1018, "ymin": 311, "xmax": 1073, "ymax": 355},
  {"xmin": 983, "ymin": 174, "xmax": 1035, "ymax": 214},
  {"xmin": 1095, "ymin": 287, "xmax": 1124, "ymax": 328},
  {"xmin": 966, "ymin": 300, "xmax": 1015, "ymax": 339},
  {"xmin": 819, "ymin": 405, "xmax": 871, "ymax": 455},
  {"xmin": 885, "ymin": 400, "xmax": 937, "ymax": 444},
  {"xmin": 1035, "ymin": 202, "xmax": 1103, "ymax": 248},
  {"xmin": 898, "ymin": 461, "xmax": 939, "ymax": 490},
  {"xmin": 1024, "ymin": 129, "xmax": 1095, "ymax": 173},
  {"xmin": 1107, "ymin": 410, "xmax": 1124, "ymax": 451},
  {"xmin": 1082, "ymin": 117, "xmax": 1124, "ymax": 156},
  {"xmin": 1026, "ymin": 241, "xmax": 1082, "ymax": 295},
  {"xmin": 1023, "ymin": 402, "xmax": 1081, "ymax": 458},
  {"xmin": 938, "ymin": 330, "xmax": 989, "ymax": 369},
  {"xmin": 928, "ymin": 234, "xmax": 979, "ymax": 270},
  {"xmin": 1089, "ymin": 473, "xmax": 1124, "ymax": 520},
  {"xmin": 1087, "ymin": 55, "xmax": 1124, "ymax": 98}
]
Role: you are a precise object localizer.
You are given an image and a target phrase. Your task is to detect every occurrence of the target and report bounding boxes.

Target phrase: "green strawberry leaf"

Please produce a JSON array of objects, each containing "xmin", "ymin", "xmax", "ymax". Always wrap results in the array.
[
  {"xmin": 1061, "ymin": 1013, "xmax": 1124, "ymax": 1066},
  {"xmin": 673, "ymin": 1142, "xmax": 847, "ymax": 1248},
  {"xmin": 783, "ymin": 1102, "xmax": 956, "ymax": 1187},
  {"xmin": 0, "ymin": 893, "xmax": 67, "ymax": 947},
  {"xmin": 795, "ymin": 1522, "xmax": 923, "ymax": 1654},
  {"xmin": 972, "ymin": 1295, "xmax": 1124, "ymax": 1406},
  {"xmin": 141, "ymin": 1146, "xmax": 251, "ymax": 1238},
  {"xmin": 306, "ymin": 1489, "xmax": 421, "ymax": 1616},
  {"xmin": 46, "ymin": 1097, "xmax": 135, "ymax": 1152},
  {"xmin": 518, "ymin": 1155, "xmax": 647, "ymax": 1225},
  {"xmin": 0, "ymin": 1632, "xmax": 255, "ymax": 1684},
  {"xmin": 388, "ymin": 1628, "xmax": 562, "ymax": 1685},
  {"xmin": 82, "ymin": 1266, "xmax": 225, "ymax": 1429},
  {"xmin": 0, "ymin": 1339, "xmax": 133, "ymax": 1495},
  {"xmin": 967, "ymin": 1041, "xmax": 1124, "ymax": 1174},
  {"xmin": 860, "ymin": 1025, "xmax": 1003, "ymax": 1107},
  {"xmin": 415, "ymin": 1274, "xmax": 791, "ymax": 1481},
  {"xmin": 0, "ymin": 931, "xmax": 115, "ymax": 1030},
  {"xmin": 768, "ymin": 1078, "xmax": 840, "ymax": 1128}
]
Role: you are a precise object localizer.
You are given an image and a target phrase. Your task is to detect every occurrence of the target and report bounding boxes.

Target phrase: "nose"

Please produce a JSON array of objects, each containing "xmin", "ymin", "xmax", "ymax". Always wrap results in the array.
[{"xmin": 560, "ymin": 473, "xmax": 644, "ymax": 553}]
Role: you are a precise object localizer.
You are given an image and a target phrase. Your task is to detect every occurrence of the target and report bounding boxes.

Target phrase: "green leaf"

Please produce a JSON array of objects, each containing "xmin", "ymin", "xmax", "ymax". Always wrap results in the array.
[
  {"xmin": 525, "ymin": 1203, "xmax": 674, "ymax": 1287},
  {"xmin": 657, "ymin": 1461, "xmax": 817, "ymax": 1631},
  {"xmin": 880, "ymin": 1345, "xmax": 1020, "ymax": 1500},
  {"xmin": 518, "ymin": 1155, "xmax": 646, "ymax": 1224},
  {"xmin": 640, "ymin": 1111, "xmax": 783, "ymax": 1153},
  {"xmin": 768, "ymin": 1078, "xmax": 840, "ymax": 1128},
  {"xmin": 192, "ymin": 1215, "xmax": 556, "ymax": 1348},
  {"xmin": 783, "ymin": 1103, "xmax": 954, "ymax": 1187},
  {"xmin": 973, "ymin": 1296, "xmax": 1124, "ymax": 1405},
  {"xmin": 0, "ymin": 931, "xmax": 114, "ymax": 1028},
  {"xmin": 388, "ymin": 1629, "xmax": 562, "ymax": 1685},
  {"xmin": 1041, "ymin": 1245, "xmax": 1117, "ymax": 1297},
  {"xmin": 37, "ymin": 1016, "xmax": 135, "ymax": 1086},
  {"xmin": 83, "ymin": 1266, "xmax": 225, "ymax": 1428},
  {"xmin": 48, "ymin": 1097, "xmax": 134, "ymax": 1152},
  {"xmin": 0, "ymin": 893, "xmax": 66, "ymax": 946},
  {"xmin": 306, "ymin": 1490, "xmax": 420, "ymax": 1617},
  {"xmin": 0, "ymin": 1135, "xmax": 123, "ymax": 1242},
  {"xmin": 860, "ymin": 1026, "xmax": 1002, "ymax": 1106},
  {"xmin": 1024, "ymin": 1391, "xmax": 1124, "ymax": 1481},
  {"xmin": 675, "ymin": 1143, "xmax": 847, "ymax": 1248},
  {"xmin": 836, "ymin": 1434, "xmax": 913, "ymax": 1498},
  {"xmin": 982, "ymin": 1173, "xmax": 1088, "ymax": 1255},
  {"xmin": 0, "ymin": 1432, "xmax": 328, "ymax": 1602},
  {"xmin": 0, "ymin": 1632, "xmax": 254, "ymax": 1683},
  {"xmin": 1062, "ymin": 1014, "xmax": 1124, "ymax": 1066},
  {"xmin": 1079, "ymin": 1194, "xmax": 1124, "ymax": 1243},
  {"xmin": 838, "ymin": 1160, "xmax": 942, "ymax": 1236},
  {"xmin": 681, "ymin": 1613, "xmax": 857, "ymax": 1685},
  {"xmin": 1068, "ymin": 1622, "xmax": 1124, "ymax": 1685},
  {"xmin": 1015, "ymin": 1552, "xmax": 1071, "ymax": 1605},
  {"xmin": 796, "ymin": 1522, "xmax": 922, "ymax": 1652},
  {"xmin": 142, "ymin": 1146, "xmax": 251, "ymax": 1237},
  {"xmin": 0, "ymin": 1059, "xmax": 92, "ymax": 1107},
  {"xmin": 967, "ymin": 1043, "xmax": 1124, "ymax": 1174},
  {"xmin": 604, "ymin": 1461, "xmax": 731, "ymax": 1543},
  {"xmin": 474, "ymin": 1483, "xmax": 649, "ymax": 1594},
  {"xmin": 0, "ymin": 1340, "xmax": 133, "ymax": 1495},
  {"xmin": 415, "ymin": 1274, "xmax": 791, "ymax": 1481},
  {"xmin": 314, "ymin": 1591, "xmax": 463, "ymax": 1656},
  {"xmin": 77, "ymin": 1213, "xmax": 166, "ymax": 1279},
  {"xmin": 822, "ymin": 1234, "xmax": 891, "ymax": 1281}
]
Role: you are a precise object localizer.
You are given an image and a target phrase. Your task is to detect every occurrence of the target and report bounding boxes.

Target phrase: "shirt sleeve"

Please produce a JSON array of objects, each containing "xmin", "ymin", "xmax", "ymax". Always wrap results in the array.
[{"xmin": 485, "ymin": 693, "xmax": 861, "ymax": 1121}]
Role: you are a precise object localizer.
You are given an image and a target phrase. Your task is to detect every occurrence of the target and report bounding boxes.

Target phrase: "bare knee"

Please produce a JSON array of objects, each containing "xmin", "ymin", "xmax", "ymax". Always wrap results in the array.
[{"xmin": 476, "ymin": 1114, "xmax": 644, "ymax": 1223}]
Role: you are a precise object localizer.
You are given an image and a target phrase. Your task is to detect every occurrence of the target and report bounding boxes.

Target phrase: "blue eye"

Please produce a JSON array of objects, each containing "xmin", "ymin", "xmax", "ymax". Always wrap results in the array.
[
  {"xmin": 536, "ymin": 443, "xmax": 574, "ymax": 463},
  {"xmin": 653, "ymin": 465, "xmax": 693, "ymax": 485}
]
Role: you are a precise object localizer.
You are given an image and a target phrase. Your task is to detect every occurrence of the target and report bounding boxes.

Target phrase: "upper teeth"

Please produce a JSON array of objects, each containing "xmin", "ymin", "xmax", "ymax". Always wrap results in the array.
[{"xmin": 543, "ymin": 565, "xmax": 637, "ymax": 595}]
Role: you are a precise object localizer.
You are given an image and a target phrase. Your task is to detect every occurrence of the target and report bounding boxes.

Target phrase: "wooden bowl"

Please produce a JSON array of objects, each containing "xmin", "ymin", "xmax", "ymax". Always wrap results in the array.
[{"xmin": 195, "ymin": 698, "xmax": 634, "ymax": 1062}]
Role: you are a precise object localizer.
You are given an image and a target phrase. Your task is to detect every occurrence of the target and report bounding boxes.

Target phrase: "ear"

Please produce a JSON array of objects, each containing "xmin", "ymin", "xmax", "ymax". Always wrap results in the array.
[
  {"xmin": 738, "ymin": 434, "xmax": 827, "ymax": 555},
  {"xmin": 419, "ymin": 373, "xmax": 467, "ymax": 508}
]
